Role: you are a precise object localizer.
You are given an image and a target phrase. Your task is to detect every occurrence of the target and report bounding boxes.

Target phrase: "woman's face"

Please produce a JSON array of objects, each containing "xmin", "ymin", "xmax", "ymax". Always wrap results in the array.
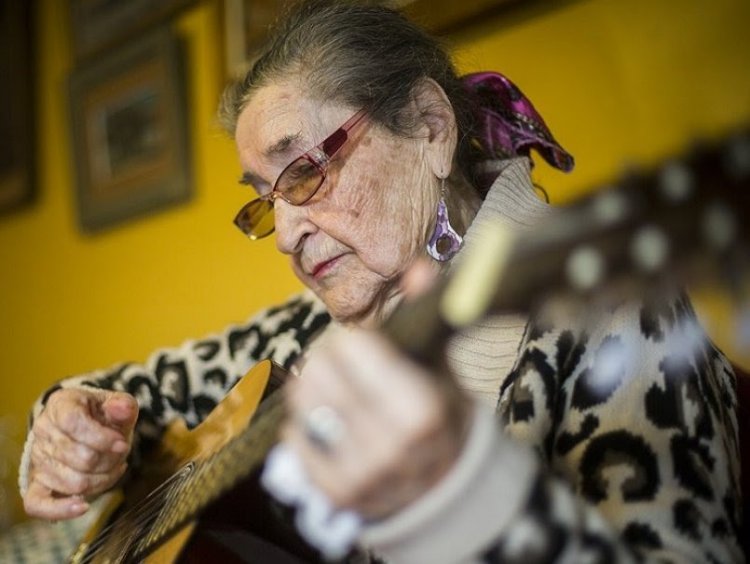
[{"xmin": 234, "ymin": 82, "xmax": 440, "ymax": 326}]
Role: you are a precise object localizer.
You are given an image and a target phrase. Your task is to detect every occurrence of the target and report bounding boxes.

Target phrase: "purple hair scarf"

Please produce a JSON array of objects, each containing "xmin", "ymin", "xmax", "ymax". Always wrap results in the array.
[{"xmin": 462, "ymin": 71, "xmax": 574, "ymax": 187}]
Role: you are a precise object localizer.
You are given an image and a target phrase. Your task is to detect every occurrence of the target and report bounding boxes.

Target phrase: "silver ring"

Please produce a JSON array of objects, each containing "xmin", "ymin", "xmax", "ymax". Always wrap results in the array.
[{"xmin": 302, "ymin": 405, "xmax": 346, "ymax": 452}]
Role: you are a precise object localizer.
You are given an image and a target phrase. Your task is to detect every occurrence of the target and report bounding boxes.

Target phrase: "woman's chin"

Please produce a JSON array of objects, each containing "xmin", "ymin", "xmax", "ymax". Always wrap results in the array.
[
  {"xmin": 321, "ymin": 288, "xmax": 403, "ymax": 329},
  {"xmin": 322, "ymin": 298, "xmax": 375, "ymax": 327}
]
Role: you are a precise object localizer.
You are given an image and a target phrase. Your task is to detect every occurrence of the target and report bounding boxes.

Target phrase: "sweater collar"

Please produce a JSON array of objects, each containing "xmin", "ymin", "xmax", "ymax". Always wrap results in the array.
[{"xmin": 462, "ymin": 157, "xmax": 553, "ymax": 253}]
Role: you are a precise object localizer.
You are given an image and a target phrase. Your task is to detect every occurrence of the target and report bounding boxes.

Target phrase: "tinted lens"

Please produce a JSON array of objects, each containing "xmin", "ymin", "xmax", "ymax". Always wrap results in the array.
[
  {"xmin": 277, "ymin": 157, "xmax": 324, "ymax": 204},
  {"xmin": 234, "ymin": 199, "xmax": 275, "ymax": 239}
]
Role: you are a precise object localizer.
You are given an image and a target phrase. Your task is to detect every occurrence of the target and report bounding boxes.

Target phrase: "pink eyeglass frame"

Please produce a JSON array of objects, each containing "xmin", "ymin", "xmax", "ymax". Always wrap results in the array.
[{"xmin": 234, "ymin": 108, "xmax": 369, "ymax": 239}]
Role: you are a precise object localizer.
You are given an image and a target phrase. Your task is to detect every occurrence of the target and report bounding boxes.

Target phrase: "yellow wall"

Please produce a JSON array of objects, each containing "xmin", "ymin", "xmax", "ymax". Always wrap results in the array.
[{"xmin": 0, "ymin": 0, "xmax": 748, "ymax": 524}]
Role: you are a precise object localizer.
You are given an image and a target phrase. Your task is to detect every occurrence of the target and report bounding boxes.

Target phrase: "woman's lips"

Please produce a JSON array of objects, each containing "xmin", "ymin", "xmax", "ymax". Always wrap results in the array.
[{"xmin": 311, "ymin": 254, "xmax": 344, "ymax": 279}]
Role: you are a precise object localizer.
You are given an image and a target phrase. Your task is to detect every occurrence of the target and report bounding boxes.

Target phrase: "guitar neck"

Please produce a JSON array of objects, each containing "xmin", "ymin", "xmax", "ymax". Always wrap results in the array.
[{"xmin": 385, "ymin": 128, "xmax": 750, "ymax": 366}]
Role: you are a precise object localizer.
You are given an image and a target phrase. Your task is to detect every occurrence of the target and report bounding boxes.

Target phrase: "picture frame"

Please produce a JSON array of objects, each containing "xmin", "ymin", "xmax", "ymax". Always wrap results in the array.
[
  {"xmin": 69, "ymin": 28, "xmax": 192, "ymax": 233},
  {"xmin": 220, "ymin": 0, "xmax": 543, "ymax": 80},
  {"xmin": 223, "ymin": 0, "xmax": 285, "ymax": 79},
  {"xmin": 396, "ymin": 0, "xmax": 532, "ymax": 33},
  {"xmin": 0, "ymin": 2, "xmax": 35, "ymax": 215},
  {"xmin": 69, "ymin": 0, "xmax": 196, "ymax": 60}
]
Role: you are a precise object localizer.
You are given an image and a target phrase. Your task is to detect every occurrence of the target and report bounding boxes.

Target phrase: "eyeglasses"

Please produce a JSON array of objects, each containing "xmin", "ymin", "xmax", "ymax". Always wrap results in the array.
[{"xmin": 234, "ymin": 108, "xmax": 368, "ymax": 240}]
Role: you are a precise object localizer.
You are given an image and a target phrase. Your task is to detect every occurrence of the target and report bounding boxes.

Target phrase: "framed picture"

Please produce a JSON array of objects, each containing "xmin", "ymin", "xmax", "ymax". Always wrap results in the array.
[
  {"xmin": 0, "ymin": 2, "xmax": 35, "ymax": 215},
  {"xmin": 69, "ymin": 28, "xmax": 192, "ymax": 233},
  {"xmin": 223, "ymin": 0, "xmax": 286, "ymax": 79},
  {"xmin": 221, "ymin": 0, "xmax": 543, "ymax": 80},
  {"xmin": 69, "ymin": 0, "xmax": 196, "ymax": 60}
]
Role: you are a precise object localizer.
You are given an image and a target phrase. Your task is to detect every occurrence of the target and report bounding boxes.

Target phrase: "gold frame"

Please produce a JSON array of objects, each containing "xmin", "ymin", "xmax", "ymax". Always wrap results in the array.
[{"xmin": 69, "ymin": 28, "xmax": 192, "ymax": 232}]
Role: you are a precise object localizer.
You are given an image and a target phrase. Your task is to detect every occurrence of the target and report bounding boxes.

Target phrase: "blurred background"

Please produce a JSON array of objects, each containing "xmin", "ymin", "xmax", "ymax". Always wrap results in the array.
[{"xmin": 0, "ymin": 0, "xmax": 748, "ymax": 529}]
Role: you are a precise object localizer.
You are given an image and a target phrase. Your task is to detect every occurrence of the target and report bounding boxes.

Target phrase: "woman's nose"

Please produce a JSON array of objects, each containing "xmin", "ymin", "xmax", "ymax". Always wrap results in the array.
[{"xmin": 274, "ymin": 199, "xmax": 316, "ymax": 255}]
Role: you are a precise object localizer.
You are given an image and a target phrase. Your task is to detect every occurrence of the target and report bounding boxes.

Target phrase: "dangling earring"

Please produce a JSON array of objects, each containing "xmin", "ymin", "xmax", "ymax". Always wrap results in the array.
[{"xmin": 426, "ymin": 178, "xmax": 463, "ymax": 262}]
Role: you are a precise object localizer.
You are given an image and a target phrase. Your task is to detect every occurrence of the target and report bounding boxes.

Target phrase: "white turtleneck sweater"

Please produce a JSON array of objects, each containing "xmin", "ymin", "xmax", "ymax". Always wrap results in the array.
[{"xmin": 446, "ymin": 158, "xmax": 552, "ymax": 405}]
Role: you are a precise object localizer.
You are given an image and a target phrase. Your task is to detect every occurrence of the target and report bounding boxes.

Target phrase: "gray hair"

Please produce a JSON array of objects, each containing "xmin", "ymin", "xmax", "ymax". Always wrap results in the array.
[{"xmin": 217, "ymin": 0, "xmax": 484, "ymax": 191}]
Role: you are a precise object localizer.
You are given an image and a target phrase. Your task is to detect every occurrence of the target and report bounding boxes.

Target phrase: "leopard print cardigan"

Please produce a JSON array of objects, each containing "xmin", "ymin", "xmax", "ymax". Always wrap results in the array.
[
  {"xmin": 20, "ymin": 289, "xmax": 742, "ymax": 563},
  {"xmin": 19, "ymin": 291, "xmax": 331, "ymax": 494},
  {"xmin": 486, "ymin": 293, "xmax": 742, "ymax": 563}
]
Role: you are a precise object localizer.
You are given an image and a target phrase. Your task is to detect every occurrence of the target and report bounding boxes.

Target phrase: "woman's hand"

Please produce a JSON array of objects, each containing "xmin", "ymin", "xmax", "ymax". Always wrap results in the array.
[
  {"xmin": 23, "ymin": 388, "xmax": 138, "ymax": 520},
  {"xmin": 283, "ymin": 329, "xmax": 471, "ymax": 520}
]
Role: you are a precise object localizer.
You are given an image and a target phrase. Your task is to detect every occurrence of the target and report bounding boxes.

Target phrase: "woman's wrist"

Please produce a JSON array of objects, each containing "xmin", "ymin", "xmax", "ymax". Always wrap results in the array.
[{"xmin": 361, "ymin": 403, "xmax": 537, "ymax": 563}]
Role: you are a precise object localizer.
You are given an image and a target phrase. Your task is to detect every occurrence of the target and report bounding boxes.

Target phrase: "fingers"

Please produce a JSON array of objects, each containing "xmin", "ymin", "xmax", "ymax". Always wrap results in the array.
[
  {"xmin": 284, "ymin": 330, "xmax": 468, "ymax": 518},
  {"xmin": 23, "ymin": 388, "xmax": 137, "ymax": 521},
  {"xmin": 99, "ymin": 393, "xmax": 139, "ymax": 433},
  {"xmin": 30, "ymin": 451, "xmax": 126, "ymax": 498},
  {"xmin": 317, "ymin": 330, "xmax": 450, "ymax": 427},
  {"xmin": 23, "ymin": 481, "xmax": 89, "ymax": 521},
  {"xmin": 45, "ymin": 391, "xmax": 133, "ymax": 452},
  {"xmin": 284, "ymin": 409, "xmax": 401, "ymax": 512},
  {"xmin": 400, "ymin": 257, "xmax": 440, "ymax": 299},
  {"xmin": 34, "ymin": 390, "xmax": 134, "ymax": 475},
  {"xmin": 34, "ymin": 415, "xmax": 125, "ymax": 474}
]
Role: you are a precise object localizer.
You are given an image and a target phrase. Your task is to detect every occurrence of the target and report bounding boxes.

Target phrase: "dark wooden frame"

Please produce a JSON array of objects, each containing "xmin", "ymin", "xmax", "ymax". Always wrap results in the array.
[
  {"xmin": 0, "ymin": 1, "xmax": 35, "ymax": 215},
  {"xmin": 397, "ymin": 0, "xmax": 550, "ymax": 33},
  {"xmin": 222, "ymin": 0, "xmax": 283, "ymax": 79},
  {"xmin": 69, "ymin": 0, "xmax": 196, "ymax": 60},
  {"xmin": 221, "ymin": 0, "xmax": 554, "ymax": 80},
  {"xmin": 69, "ymin": 28, "xmax": 192, "ymax": 233}
]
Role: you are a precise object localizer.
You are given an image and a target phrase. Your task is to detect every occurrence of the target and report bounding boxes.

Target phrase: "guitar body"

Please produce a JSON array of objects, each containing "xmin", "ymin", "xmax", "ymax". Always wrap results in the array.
[{"xmin": 71, "ymin": 360, "xmax": 299, "ymax": 563}]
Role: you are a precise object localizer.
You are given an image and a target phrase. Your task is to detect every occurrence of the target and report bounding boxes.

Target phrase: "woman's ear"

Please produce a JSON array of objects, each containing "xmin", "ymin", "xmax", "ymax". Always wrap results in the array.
[{"xmin": 411, "ymin": 78, "xmax": 457, "ymax": 178}]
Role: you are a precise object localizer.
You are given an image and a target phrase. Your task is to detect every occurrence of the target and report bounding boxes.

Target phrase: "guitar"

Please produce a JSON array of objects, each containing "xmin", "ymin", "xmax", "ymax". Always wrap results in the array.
[{"xmin": 70, "ymin": 128, "xmax": 750, "ymax": 563}]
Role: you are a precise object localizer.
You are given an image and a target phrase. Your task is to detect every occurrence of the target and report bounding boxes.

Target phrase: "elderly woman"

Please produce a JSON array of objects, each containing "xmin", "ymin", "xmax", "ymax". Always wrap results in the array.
[{"xmin": 21, "ymin": 1, "xmax": 741, "ymax": 562}]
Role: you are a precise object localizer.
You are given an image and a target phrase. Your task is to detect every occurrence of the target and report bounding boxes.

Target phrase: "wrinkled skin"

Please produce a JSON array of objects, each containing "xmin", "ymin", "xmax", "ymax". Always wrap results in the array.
[
  {"xmin": 234, "ymin": 79, "xmax": 449, "ymax": 328},
  {"xmin": 23, "ymin": 389, "xmax": 138, "ymax": 520},
  {"xmin": 236, "ymin": 80, "xmax": 474, "ymax": 518}
]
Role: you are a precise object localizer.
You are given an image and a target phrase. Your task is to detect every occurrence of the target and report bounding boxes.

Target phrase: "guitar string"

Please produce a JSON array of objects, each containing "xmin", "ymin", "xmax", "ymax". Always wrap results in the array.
[
  {"xmin": 134, "ymin": 392, "xmax": 284, "ymax": 554},
  {"xmin": 79, "ymin": 393, "xmax": 285, "ymax": 562},
  {"xmin": 81, "ymin": 462, "xmax": 202, "ymax": 562},
  {"xmin": 79, "ymin": 467, "xmax": 190, "ymax": 563},
  {"xmin": 80, "ymin": 433, "xmax": 234, "ymax": 562},
  {"xmin": 80, "ymin": 448, "xmax": 220, "ymax": 563}
]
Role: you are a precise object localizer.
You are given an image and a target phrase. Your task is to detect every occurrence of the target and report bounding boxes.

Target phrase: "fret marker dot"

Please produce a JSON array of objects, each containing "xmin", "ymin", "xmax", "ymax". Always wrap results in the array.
[
  {"xmin": 725, "ymin": 135, "xmax": 750, "ymax": 179},
  {"xmin": 631, "ymin": 226, "xmax": 669, "ymax": 272},
  {"xmin": 566, "ymin": 246, "xmax": 605, "ymax": 291},
  {"xmin": 703, "ymin": 203, "xmax": 736, "ymax": 250},
  {"xmin": 593, "ymin": 190, "xmax": 628, "ymax": 224},
  {"xmin": 659, "ymin": 162, "xmax": 693, "ymax": 202}
]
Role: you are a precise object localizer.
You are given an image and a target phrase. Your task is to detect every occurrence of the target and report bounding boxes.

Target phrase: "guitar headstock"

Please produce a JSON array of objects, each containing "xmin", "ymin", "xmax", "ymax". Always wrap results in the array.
[
  {"xmin": 489, "ymin": 127, "xmax": 750, "ymax": 310},
  {"xmin": 385, "ymin": 127, "xmax": 750, "ymax": 365}
]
